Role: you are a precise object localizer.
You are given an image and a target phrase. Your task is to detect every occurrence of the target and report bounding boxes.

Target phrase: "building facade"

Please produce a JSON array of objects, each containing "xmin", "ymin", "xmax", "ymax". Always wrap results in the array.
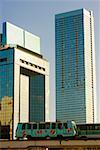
[
  {"xmin": 55, "ymin": 9, "xmax": 96, "ymax": 123},
  {"xmin": 0, "ymin": 22, "xmax": 49, "ymax": 139}
]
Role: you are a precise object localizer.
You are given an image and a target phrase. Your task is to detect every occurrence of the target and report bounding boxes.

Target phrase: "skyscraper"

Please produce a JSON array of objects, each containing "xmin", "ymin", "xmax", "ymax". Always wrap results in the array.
[
  {"xmin": 0, "ymin": 22, "xmax": 49, "ymax": 139},
  {"xmin": 55, "ymin": 9, "xmax": 96, "ymax": 123}
]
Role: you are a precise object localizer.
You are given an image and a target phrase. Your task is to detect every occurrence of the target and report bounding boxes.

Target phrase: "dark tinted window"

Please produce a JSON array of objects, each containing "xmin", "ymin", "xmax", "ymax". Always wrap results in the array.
[
  {"xmin": 45, "ymin": 123, "xmax": 50, "ymax": 129},
  {"xmin": 95, "ymin": 125, "xmax": 100, "ymax": 130},
  {"xmin": 87, "ymin": 125, "xmax": 94, "ymax": 130},
  {"xmin": 39, "ymin": 123, "xmax": 45, "ymax": 129},
  {"xmin": 0, "ymin": 58, "xmax": 7, "ymax": 62},
  {"xmin": 64, "ymin": 123, "xmax": 67, "ymax": 129},
  {"xmin": 22, "ymin": 124, "xmax": 26, "ymax": 130},
  {"xmin": 77, "ymin": 125, "xmax": 87, "ymax": 130},
  {"xmin": 27, "ymin": 124, "xmax": 31, "ymax": 129},
  {"xmin": 52, "ymin": 123, "xmax": 56, "ymax": 129},
  {"xmin": 33, "ymin": 124, "xmax": 37, "ymax": 129},
  {"xmin": 58, "ymin": 123, "xmax": 62, "ymax": 129}
]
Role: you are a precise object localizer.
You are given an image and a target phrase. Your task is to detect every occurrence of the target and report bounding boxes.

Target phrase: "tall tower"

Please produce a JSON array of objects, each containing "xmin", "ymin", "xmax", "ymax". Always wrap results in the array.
[
  {"xmin": 0, "ymin": 22, "xmax": 49, "ymax": 139},
  {"xmin": 55, "ymin": 9, "xmax": 96, "ymax": 123}
]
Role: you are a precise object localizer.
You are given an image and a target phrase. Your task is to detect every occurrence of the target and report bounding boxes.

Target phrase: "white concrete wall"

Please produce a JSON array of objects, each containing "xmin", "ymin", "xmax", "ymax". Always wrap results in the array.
[
  {"xmin": 5, "ymin": 22, "xmax": 24, "ymax": 47},
  {"xmin": 13, "ymin": 47, "xmax": 49, "ymax": 139},
  {"xmin": 25, "ymin": 31, "xmax": 40, "ymax": 54},
  {"xmin": 20, "ymin": 74, "xmax": 29, "ymax": 123},
  {"xmin": 3, "ymin": 22, "xmax": 40, "ymax": 54},
  {"xmin": 83, "ymin": 10, "xmax": 95, "ymax": 123}
]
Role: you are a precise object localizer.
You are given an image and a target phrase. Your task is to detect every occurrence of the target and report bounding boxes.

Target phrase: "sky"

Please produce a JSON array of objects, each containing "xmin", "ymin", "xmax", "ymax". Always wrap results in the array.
[{"xmin": 0, "ymin": 0, "xmax": 100, "ymax": 122}]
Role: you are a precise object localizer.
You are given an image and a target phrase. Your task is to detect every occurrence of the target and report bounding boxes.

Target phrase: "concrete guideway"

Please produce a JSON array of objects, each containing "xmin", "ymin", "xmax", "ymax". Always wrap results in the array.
[{"xmin": 0, "ymin": 140, "xmax": 100, "ymax": 149}]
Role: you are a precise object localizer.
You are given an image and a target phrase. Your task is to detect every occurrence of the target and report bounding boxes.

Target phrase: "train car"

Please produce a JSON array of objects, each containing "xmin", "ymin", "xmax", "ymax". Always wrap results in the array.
[
  {"xmin": 77, "ymin": 123, "xmax": 100, "ymax": 139},
  {"xmin": 16, "ymin": 120, "xmax": 77, "ymax": 140}
]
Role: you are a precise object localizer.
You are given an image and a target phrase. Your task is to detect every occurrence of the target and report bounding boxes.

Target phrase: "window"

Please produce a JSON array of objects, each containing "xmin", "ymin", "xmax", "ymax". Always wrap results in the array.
[
  {"xmin": 87, "ymin": 125, "xmax": 95, "ymax": 130},
  {"xmin": 58, "ymin": 123, "xmax": 62, "ymax": 129},
  {"xmin": 35, "ymin": 65, "xmax": 37, "ymax": 68},
  {"xmin": 0, "ymin": 58, "xmax": 7, "ymax": 62},
  {"xmin": 45, "ymin": 123, "xmax": 50, "ymax": 129},
  {"xmin": 52, "ymin": 123, "xmax": 56, "ymax": 129},
  {"xmin": 27, "ymin": 124, "xmax": 31, "ymax": 129},
  {"xmin": 22, "ymin": 124, "xmax": 26, "ymax": 130},
  {"xmin": 39, "ymin": 123, "xmax": 45, "ymax": 129},
  {"xmin": 77, "ymin": 125, "xmax": 87, "ymax": 130},
  {"xmin": 95, "ymin": 125, "xmax": 100, "ymax": 130},
  {"xmin": 64, "ymin": 123, "xmax": 67, "ymax": 129},
  {"xmin": 32, "ymin": 124, "xmax": 37, "ymax": 129}
]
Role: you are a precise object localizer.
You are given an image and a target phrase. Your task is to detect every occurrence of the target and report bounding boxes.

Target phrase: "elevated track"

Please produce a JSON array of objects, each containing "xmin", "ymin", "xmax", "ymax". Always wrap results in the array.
[{"xmin": 0, "ymin": 139, "xmax": 100, "ymax": 150}]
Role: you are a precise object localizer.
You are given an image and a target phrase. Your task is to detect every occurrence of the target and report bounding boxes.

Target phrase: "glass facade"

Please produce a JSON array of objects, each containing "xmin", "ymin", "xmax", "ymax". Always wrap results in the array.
[
  {"xmin": 20, "ymin": 67, "xmax": 45, "ymax": 122},
  {"xmin": 0, "ymin": 48, "xmax": 14, "ymax": 138},
  {"xmin": 55, "ymin": 9, "xmax": 95, "ymax": 123},
  {"xmin": 30, "ymin": 74, "xmax": 45, "ymax": 122}
]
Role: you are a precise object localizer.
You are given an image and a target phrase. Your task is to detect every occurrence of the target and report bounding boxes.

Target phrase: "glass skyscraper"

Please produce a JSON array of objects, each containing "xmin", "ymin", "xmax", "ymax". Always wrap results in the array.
[{"xmin": 55, "ymin": 9, "xmax": 96, "ymax": 123}]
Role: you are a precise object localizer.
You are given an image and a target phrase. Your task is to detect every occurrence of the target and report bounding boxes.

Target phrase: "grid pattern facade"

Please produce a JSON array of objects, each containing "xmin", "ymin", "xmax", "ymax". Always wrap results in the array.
[
  {"xmin": 0, "ymin": 49, "xmax": 14, "ymax": 138},
  {"xmin": 20, "ymin": 67, "xmax": 45, "ymax": 122},
  {"xmin": 55, "ymin": 9, "xmax": 95, "ymax": 123},
  {"xmin": 30, "ymin": 74, "xmax": 45, "ymax": 122}
]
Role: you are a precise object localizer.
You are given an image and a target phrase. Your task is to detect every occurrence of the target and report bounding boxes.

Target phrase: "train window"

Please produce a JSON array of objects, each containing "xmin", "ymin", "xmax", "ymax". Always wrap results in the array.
[
  {"xmin": 39, "ymin": 123, "xmax": 45, "ymax": 129},
  {"xmin": 33, "ymin": 124, "xmax": 37, "ymax": 129},
  {"xmin": 58, "ymin": 123, "xmax": 62, "ymax": 129},
  {"xmin": 27, "ymin": 124, "xmax": 31, "ymax": 129},
  {"xmin": 45, "ymin": 123, "xmax": 50, "ymax": 129},
  {"xmin": 87, "ymin": 125, "xmax": 95, "ymax": 130},
  {"xmin": 95, "ymin": 125, "xmax": 100, "ymax": 130},
  {"xmin": 22, "ymin": 124, "xmax": 26, "ymax": 130},
  {"xmin": 64, "ymin": 123, "xmax": 67, "ymax": 129},
  {"xmin": 91, "ymin": 125, "xmax": 94, "ymax": 130},
  {"xmin": 52, "ymin": 123, "xmax": 56, "ymax": 129},
  {"xmin": 78, "ymin": 125, "xmax": 87, "ymax": 130}
]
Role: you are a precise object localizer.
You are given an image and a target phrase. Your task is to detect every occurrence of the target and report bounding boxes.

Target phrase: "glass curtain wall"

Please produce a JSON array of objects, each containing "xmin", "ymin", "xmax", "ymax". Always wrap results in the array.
[
  {"xmin": 0, "ymin": 48, "xmax": 14, "ymax": 139},
  {"xmin": 55, "ymin": 11, "xmax": 86, "ymax": 123},
  {"xmin": 20, "ymin": 67, "xmax": 45, "ymax": 122}
]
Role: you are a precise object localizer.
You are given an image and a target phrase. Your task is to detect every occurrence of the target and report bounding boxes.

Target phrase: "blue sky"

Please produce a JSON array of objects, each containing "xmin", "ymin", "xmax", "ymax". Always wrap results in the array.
[{"xmin": 0, "ymin": 0, "xmax": 100, "ymax": 122}]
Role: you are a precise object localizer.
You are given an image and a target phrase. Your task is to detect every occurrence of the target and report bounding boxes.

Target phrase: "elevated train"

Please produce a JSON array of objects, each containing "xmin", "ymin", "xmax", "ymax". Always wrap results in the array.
[{"xmin": 16, "ymin": 121, "xmax": 100, "ymax": 140}]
